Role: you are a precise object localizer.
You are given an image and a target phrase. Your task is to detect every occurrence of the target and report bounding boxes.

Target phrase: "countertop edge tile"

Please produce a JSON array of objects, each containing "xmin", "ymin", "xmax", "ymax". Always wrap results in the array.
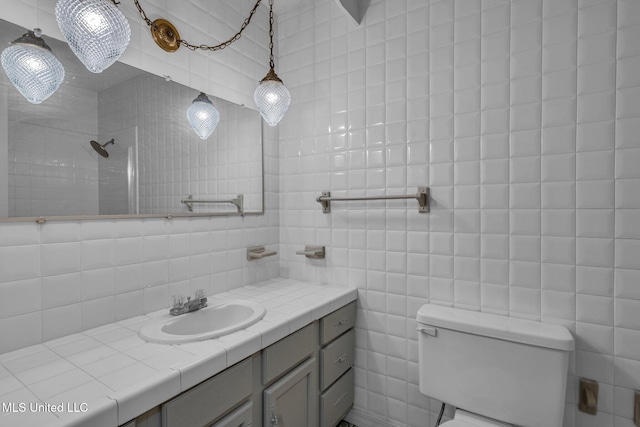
[
  {"xmin": 110, "ymin": 369, "xmax": 181, "ymax": 425},
  {"xmin": 221, "ymin": 331, "xmax": 263, "ymax": 367},
  {"xmin": 173, "ymin": 346, "xmax": 227, "ymax": 391}
]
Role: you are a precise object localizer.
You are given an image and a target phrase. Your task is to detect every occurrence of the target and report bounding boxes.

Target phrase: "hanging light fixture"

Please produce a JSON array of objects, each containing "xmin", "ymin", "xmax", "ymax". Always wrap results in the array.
[
  {"xmin": 187, "ymin": 93, "xmax": 220, "ymax": 140},
  {"xmin": 55, "ymin": 0, "xmax": 131, "ymax": 73},
  {"xmin": 254, "ymin": 0, "xmax": 290, "ymax": 127},
  {"xmin": 1, "ymin": 29, "xmax": 65, "ymax": 104}
]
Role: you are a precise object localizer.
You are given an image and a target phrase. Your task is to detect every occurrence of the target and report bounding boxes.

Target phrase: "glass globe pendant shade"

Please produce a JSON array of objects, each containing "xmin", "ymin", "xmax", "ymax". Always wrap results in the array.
[
  {"xmin": 187, "ymin": 93, "xmax": 220, "ymax": 140},
  {"xmin": 254, "ymin": 68, "xmax": 291, "ymax": 127},
  {"xmin": 55, "ymin": 0, "xmax": 131, "ymax": 73},
  {"xmin": 1, "ymin": 29, "xmax": 65, "ymax": 104}
]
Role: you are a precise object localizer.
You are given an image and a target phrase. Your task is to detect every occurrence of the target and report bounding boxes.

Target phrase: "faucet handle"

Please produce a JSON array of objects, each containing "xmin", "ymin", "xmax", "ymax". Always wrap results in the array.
[
  {"xmin": 171, "ymin": 295, "xmax": 185, "ymax": 308},
  {"xmin": 195, "ymin": 289, "xmax": 206, "ymax": 300}
]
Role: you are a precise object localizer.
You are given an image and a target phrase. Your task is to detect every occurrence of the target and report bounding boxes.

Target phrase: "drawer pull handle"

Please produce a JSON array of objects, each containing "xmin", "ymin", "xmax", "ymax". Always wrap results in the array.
[
  {"xmin": 270, "ymin": 404, "xmax": 278, "ymax": 426},
  {"xmin": 333, "ymin": 354, "xmax": 347, "ymax": 364},
  {"xmin": 333, "ymin": 391, "xmax": 348, "ymax": 407},
  {"xmin": 334, "ymin": 319, "xmax": 348, "ymax": 327}
]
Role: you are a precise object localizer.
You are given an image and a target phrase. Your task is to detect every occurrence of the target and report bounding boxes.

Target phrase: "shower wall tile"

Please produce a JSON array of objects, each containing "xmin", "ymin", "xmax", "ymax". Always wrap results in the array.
[
  {"xmin": 279, "ymin": 0, "xmax": 640, "ymax": 425},
  {"xmin": 5, "ymin": 88, "xmax": 100, "ymax": 217}
]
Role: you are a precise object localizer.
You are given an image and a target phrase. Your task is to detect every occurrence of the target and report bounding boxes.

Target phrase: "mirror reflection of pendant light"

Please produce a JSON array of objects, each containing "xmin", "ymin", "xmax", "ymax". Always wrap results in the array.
[
  {"xmin": 55, "ymin": 0, "xmax": 131, "ymax": 73},
  {"xmin": 187, "ymin": 93, "xmax": 220, "ymax": 140},
  {"xmin": 0, "ymin": 29, "xmax": 65, "ymax": 104},
  {"xmin": 254, "ymin": 0, "xmax": 290, "ymax": 127}
]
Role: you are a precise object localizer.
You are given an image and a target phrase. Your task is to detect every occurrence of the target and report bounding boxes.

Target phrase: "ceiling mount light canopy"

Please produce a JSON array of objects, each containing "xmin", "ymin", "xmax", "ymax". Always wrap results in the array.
[
  {"xmin": 133, "ymin": 0, "xmax": 262, "ymax": 53},
  {"xmin": 187, "ymin": 93, "xmax": 220, "ymax": 140},
  {"xmin": 1, "ymin": 28, "xmax": 65, "ymax": 104},
  {"xmin": 55, "ymin": 0, "xmax": 131, "ymax": 73},
  {"xmin": 254, "ymin": 0, "xmax": 290, "ymax": 127},
  {"xmin": 150, "ymin": 19, "xmax": 181, "ymax": 53}
]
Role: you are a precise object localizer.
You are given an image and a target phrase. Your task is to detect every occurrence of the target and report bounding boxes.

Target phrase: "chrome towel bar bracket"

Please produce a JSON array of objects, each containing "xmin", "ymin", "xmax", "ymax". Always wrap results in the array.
[
  {"xmin": 181, "ymin": 194, "xmax": 244, "ymax": 214},
  {"xmin": 316, "ymin": 187, "xmax": 429, "ymax": 213},
  {"xmin": 247, "ymin": 246, "xmax": 278, "ymax": 260},
  {"xmin": 296, "ymin": 245, "xmax": 326, "ymax": 259}
]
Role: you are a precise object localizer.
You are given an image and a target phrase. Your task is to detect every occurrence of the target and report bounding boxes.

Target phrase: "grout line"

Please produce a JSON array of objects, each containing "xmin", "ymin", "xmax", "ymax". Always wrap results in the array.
[
  {"xmin": 507, "ymin": 0, "xmax": 512, "ymax": 317},
  {"xmin": 540, "ymin": 0, "xmax": 544, "ymax": 322},
  {"xmin": 574, "ymin": 0, "xmax": 579, "ymax": 365},
  {"xmin": 612, "ymin": 0, "xmax": 619, "ymax": 413},
  {"xmin": 479, "ymin": 0, "xmax": 484, "ymax": 312},
  {"xmin": 451, "ymin": 0, "xmax": 456, "ymax": 309}
]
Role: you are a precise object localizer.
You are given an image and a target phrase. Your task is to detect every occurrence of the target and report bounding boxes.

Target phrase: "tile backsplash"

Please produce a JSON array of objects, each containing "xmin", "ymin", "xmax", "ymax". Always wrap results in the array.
[{"xmin": 278, "ymin": 0, "xmax": 640, "ymax": 426}]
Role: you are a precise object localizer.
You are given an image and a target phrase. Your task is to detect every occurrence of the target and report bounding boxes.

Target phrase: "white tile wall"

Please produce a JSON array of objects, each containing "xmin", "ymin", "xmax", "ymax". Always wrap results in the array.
[
  {"xmin": 279, "ymin": 0, "xmax": 640, "ymax": 426},
  {"xmin": 0, "ymin": 2, "xmax": 280, "ymax": 353}
]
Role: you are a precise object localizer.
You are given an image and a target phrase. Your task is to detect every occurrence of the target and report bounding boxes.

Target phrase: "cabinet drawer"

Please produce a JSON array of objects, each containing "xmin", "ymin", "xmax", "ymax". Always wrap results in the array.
[
  {"xmin": 163, "ymin": 358, "xmax": 252, "ymax": 427},
  {"xmin": 210, "ymin": 401, "xmax": 252, "ymax": 427},
  {"xmin": 320, "ymin": 369, "xmax": 354, "ymax": 427},
  {"xmin": 263, "ymin": 323, "xmax": 316, "ymax": 384},
  {"xmin": 320, "ymin": 329, "xmax": 354, "ymax": 390},
  {"xmin": 320, "ymin": 302, "xmax": 356, "ymax": 345}
]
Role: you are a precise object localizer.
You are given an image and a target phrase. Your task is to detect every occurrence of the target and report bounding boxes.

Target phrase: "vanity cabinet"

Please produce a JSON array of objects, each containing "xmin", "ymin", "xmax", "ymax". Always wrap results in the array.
[
  {"xmin": 262, "ymin": 322, "xmax": 318, "ymax": 426},
  {"xmin": 318, "ymin": 302, "xmax": 355, "ymax": 427},
  {"xmin": 162, "ymin": 357, "xmax": 253, "ymax": 427},
  {"xmin": 123, "ymin": 302, "xmax": 356, "ymax": 427}
]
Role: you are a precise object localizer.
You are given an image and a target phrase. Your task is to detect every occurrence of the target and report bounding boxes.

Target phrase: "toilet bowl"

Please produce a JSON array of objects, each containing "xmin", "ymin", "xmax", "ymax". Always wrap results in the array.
[{"xmin": 417, "ymin": 304, "xmax": 574, "ymax": 427}]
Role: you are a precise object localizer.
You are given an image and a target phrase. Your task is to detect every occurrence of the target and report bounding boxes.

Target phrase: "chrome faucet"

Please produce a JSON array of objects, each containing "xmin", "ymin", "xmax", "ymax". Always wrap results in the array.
[{"xmin": 170, "ymin": 290, "xmax": 208, "ymax": 316}]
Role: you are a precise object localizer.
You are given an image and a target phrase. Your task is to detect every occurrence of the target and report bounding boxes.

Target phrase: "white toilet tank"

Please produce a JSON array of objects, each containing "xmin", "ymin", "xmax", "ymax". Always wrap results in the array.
[{"xmin": 417, "ymin": 304, "xmax": 574, "ymax": 427}]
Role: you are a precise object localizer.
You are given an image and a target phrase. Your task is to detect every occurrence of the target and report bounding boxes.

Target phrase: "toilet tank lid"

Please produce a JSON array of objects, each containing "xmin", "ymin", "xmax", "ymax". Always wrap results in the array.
[{"xmin": 417, "ymin": 304, "xmax": 574, "ymax": 351}]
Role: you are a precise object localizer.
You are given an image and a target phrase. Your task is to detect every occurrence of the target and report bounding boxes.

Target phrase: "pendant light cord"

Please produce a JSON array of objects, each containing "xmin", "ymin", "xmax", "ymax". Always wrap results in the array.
[
  {"xmin": 133, "ymin": 0, "xmax": 263, "ymax": 52},
  {"xmin": 268, "ymin": 0, "xmax": 275, "ymax": 70}
]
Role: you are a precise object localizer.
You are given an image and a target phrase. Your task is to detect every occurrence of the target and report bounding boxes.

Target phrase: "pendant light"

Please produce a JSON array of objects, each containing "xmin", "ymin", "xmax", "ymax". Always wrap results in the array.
[
  {"xmin": 187, "ymin": 93, "xmax": 220, "ymax": 140},
  {"xmin": 55, "ymin": 0, "xmax": 131, "ymax": 73},
  {"xmin": 1, "ymin": 29, "xmax": 65, "ymax": 104},
  {"xmin": 254, "ymin": 0, "xmax": 290, "ymax": 127}
]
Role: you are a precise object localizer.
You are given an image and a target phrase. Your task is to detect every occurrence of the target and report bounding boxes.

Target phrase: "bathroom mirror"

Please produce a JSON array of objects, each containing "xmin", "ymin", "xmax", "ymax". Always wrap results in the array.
[{"xmin": 0, "ymin": 18, "xmax": 264, "ymax": 221}]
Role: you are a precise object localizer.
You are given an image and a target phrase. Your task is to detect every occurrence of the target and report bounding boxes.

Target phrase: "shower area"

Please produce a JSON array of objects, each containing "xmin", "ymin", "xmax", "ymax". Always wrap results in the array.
[{"xmin": 93, "ymin": 129, "xmax": 139, "ymax": 216}]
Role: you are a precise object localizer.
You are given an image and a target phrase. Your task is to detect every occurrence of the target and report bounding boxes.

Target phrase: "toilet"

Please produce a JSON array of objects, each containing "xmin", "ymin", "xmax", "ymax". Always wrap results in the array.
[{"xmin": 417, "ymin": 304, "xmax": 574, "ymax": 427}]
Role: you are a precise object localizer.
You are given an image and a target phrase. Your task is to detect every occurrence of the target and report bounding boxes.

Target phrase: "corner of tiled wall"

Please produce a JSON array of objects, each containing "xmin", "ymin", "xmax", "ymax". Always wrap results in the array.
[{"xmin": 278, "ymin": 0, "xmax": 640, "ymax": 426}]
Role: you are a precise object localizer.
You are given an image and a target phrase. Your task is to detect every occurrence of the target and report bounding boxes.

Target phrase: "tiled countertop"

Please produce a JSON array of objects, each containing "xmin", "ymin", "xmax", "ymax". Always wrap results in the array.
[{"xmin": 0, "ymin": 279, "xmax": 357, "ymax": 427}]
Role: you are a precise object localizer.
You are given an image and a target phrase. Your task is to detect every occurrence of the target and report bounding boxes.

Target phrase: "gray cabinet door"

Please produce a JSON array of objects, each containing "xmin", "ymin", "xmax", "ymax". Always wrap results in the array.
[
  {"xmin": 209, "ymin": 401, "xmax": 253, "ymax": 427},
  {"xmin": 263, "ymin": 357, "xmax": 317, "ymax": 427}
]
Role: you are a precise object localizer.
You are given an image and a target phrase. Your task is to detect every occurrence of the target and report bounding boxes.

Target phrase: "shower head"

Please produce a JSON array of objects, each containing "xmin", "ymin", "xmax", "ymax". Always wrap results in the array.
[{"xmin": 90, "ymin": 139, "xmax": 114, "ymax": 158}]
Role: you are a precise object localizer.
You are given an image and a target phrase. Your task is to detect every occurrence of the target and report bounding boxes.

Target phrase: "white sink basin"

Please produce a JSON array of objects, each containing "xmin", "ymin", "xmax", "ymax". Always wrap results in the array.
[{"xmin": 139, "ymin": 300, "xmax": 266, "ymax": 344}]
